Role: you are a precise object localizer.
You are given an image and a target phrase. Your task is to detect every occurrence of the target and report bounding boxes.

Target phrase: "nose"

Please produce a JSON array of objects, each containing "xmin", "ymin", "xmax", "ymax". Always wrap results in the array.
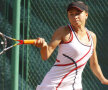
[{"xmin": 74, "ymin": 15, "xmax": 78, "ymax": 19}]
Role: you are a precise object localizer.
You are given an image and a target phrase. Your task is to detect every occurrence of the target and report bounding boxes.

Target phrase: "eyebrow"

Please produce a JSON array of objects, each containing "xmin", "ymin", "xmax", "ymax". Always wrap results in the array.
[
  {"xmin": 68, "ymin": 10, "xmax": 82, "ymax": 14},
  {"xmin": 68, "ymin": 9, "xmax": 82, "ymax": 13}
]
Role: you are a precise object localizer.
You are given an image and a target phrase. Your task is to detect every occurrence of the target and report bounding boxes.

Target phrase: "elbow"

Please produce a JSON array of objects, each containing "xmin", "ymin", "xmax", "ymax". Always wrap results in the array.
[
  {"xmin": 40, "ymin": 47, "xmax": 51, "ymax": 61},
  {"xmin": 41, "ymin": 57, "xmax": 48, "ymax": 61},
  {"xmin": 90, "ymin": 61, "xmax": 99, "ymax": 71},
  {"xmin": 90, "ymin": 61, "xmax": 96, "ymax": 70},
  {"xmin": 41, "ymin": 55, "xmax": 49, "ymax": 61},
  {"xmin": 90, "ymin": 62, "xmax": 96, "ymax": 69}
]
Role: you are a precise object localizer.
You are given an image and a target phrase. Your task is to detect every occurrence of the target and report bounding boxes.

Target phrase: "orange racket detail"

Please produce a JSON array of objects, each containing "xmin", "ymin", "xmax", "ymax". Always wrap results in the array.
[
  {"xmin": 24, "ymin": 39, "xmax": 37, "ymax": 44},
  {"xmin": 17, "ymin": 39, "xmax": 37, "ymax": 45}
]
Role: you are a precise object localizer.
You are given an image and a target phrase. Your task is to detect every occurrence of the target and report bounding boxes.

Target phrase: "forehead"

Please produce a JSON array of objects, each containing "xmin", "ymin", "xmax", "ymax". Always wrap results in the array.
[{"xmin": 68, "ymin": 8, "xmax": 82, "ymax": 13}]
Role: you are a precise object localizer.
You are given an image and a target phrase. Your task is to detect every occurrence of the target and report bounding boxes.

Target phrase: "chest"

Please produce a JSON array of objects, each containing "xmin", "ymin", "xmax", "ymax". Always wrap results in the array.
[
  {"xmin": 58, "ymin": 33, "xmax": 93, "ymax": 60},
  {"xmin": 62, "ymin": 31, "xmax": 91, "ymax": 46},
  {"xmin": 75, "ymin": 32, "xmax": 91, "ymax": 46},
  {"xmin": 59, "ymin": 40, "xmax": 91, "ymax": 56}
]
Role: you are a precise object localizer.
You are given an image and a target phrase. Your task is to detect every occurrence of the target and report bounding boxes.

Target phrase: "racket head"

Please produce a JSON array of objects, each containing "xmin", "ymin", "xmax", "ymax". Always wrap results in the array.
[{"xmin": 0, "ymin": 32, "xmax": 7, "ymax": 55}]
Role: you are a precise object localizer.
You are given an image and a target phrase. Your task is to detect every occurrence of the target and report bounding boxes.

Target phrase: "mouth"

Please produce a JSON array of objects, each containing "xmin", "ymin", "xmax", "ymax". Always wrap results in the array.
[
  {"xmin": 74, "ymin": 20, "xmax": 79, "ymax": 24},
  {"xmin": 75, "ymin": 19, "xmax": 79, "ymax": 22},
  {"xmin": 73, "ymin": 21, "xmax": 81, "ymax": 26},
  {"xmin": 73, "ymin": 19, "xmax": 79, "ymax": 22}
]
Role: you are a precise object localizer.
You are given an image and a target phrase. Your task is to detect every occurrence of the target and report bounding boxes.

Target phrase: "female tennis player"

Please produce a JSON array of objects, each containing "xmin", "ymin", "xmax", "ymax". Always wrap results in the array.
[{"xmin": 35, "ymin": 1, "xmax": 108, "ymax": 90}]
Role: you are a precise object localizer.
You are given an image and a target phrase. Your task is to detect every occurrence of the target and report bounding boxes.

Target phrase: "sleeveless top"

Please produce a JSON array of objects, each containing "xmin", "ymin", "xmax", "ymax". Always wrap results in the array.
[{"xmin": 36, "ymin": 25, "xmax": 94, "ymax": 90}]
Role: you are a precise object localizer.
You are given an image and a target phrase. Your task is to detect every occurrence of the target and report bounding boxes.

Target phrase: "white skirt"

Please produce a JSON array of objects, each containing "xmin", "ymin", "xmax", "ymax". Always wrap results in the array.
[{"xmin": 36, "ymin": 65, "xmax": 83, "ymax": 90}]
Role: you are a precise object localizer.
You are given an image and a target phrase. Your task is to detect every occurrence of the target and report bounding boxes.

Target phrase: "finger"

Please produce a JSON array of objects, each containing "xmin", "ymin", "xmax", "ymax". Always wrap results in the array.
[
  {"xmin": 38, "ymin": 38, "xmax": 44, "ymax": 44},
  {"xmin": 36, "ymin": 38, "xmax": 41, "ymax": 44},
  {"xmin": 41, "ymin": 38, "xmax": 45, "ymax": 44}
]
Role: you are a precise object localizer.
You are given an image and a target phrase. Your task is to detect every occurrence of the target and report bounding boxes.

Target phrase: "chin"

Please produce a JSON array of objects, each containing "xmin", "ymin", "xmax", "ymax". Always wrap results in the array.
[{"xmin": 73, "ymin": 24, "xmax": 81, "ymax": 27}]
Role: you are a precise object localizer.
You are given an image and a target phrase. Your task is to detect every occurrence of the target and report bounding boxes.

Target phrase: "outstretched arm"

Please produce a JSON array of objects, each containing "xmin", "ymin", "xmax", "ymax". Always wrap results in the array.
[{"xmin": 90, "ymin": 32, "xmax": 108, "ymax": 85}]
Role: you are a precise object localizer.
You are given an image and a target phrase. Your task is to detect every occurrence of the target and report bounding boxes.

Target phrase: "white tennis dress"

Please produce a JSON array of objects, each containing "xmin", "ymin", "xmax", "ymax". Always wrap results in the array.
[{"xmin": 36, "ymin": 25, "xmax": 94, "ymax": 90}]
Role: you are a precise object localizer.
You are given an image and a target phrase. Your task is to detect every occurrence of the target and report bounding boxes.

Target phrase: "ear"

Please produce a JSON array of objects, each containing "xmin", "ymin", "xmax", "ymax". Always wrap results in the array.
[
  {"xmin": 85, "ymin": 13, "xmax": 88, "ymax": 19},
  {"xmin": 67, "ymin": 11, "xmax": 70, "ymax": 18}
]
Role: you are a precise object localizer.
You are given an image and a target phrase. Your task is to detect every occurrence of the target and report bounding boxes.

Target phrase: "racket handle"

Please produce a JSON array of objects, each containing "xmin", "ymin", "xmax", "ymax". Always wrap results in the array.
[{"xmin": 23, "ymin": 39, "xmax": 37, "ymax": 44}]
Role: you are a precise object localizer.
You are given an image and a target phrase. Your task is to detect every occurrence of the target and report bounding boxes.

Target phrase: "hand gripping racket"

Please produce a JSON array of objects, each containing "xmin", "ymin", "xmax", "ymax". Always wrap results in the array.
[{"xmin": 0, "ymin": 32, "xmax": 37, "ymax": 55}]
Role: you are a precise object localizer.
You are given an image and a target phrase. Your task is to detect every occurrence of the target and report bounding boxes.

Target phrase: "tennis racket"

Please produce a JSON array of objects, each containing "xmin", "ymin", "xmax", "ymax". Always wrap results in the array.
[{"xmin": 0, "ymin": 32, "xmax": 37, "ymax": 55}]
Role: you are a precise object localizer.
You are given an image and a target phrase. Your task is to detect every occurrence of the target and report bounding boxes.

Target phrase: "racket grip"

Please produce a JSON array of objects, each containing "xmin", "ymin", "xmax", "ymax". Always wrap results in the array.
[{"xmin": 23, "ymin": 39, "xmax": 37, "ymax": 44}]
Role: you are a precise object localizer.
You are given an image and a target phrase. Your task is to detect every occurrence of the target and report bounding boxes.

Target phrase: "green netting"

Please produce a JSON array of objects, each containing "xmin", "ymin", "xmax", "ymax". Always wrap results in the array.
[
  {"xmin": 0, "ymin": 0, "xmax": 108, "ymax": 90},
  {"xmin": 22, "ymin": 0, "xmax": 108, "ymax": 90}
]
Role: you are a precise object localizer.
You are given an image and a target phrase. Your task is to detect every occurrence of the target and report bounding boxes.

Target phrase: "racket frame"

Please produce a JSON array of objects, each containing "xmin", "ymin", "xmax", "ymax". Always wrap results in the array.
[{"xmin": 0, "ymin": 32, "xmax": 37, "ymax": 55}]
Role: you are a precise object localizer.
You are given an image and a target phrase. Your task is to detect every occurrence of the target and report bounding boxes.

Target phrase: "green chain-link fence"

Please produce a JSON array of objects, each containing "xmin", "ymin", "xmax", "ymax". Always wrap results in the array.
[{"xmin": 0, "ymin": 0, "xmax": 108, "ymax": 90}]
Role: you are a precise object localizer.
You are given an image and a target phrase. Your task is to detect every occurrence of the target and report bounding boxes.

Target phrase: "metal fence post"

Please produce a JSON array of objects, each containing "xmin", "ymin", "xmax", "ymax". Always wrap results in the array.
[{"xmin": 11, "ymin": 0, "xmax": 21, "ymax": 90}]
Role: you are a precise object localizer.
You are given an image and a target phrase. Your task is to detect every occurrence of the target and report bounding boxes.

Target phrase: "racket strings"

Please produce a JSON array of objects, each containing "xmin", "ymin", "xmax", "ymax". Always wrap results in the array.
[{"xmin": 0, "ymin": 34, "xmax": 7, "ymax": 54}]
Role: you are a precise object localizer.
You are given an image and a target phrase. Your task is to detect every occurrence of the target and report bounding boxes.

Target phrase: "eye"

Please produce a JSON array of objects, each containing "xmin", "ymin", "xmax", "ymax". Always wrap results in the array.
[
  {"xmin": 70, "ymin": 13, "xmax": 74, "ymax": 16},
  {"xmin": 76, "ymin": 12, "xmax": 81, "ymax": 15}
]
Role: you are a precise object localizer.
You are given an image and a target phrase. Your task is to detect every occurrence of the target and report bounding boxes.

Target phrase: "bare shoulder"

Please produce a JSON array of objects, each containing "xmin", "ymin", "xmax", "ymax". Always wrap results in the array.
[
  {"xmin": 55, "ymin": 26, "xmax": 67, "ymax": 33},
  {"xmin": 49, "ymin": 26, "xmax": 67, "ymax": 42},
  {"xmin": 88, "ymin": 30, "xmax": 97, "ymax": 48},
  {"xmin": 53, "ymin": 26, "xmax": 67, "ymax": 37},
  {"xmin": 88, "ymin": 30, "xmax": 97, "ymax": 40}
]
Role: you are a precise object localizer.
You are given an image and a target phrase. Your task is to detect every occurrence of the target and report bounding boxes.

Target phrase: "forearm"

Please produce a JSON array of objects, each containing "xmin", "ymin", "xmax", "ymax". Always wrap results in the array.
[
  {"xmin": 40, "ymin": 45, "xmax": 49, "ymax": 60},
  {"xmin": 90, "ymin": 63, "xmax": 106, "ymax": 83},
  {"xmin": 40, "ymin": 43, "xmax": 54, "ymax": 60}
]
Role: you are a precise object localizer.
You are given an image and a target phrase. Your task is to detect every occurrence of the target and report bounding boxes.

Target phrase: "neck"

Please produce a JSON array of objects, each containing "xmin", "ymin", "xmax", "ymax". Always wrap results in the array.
[{"xmin": 71, "ymin": 25, "xmax": 86, "ymax": 34}]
